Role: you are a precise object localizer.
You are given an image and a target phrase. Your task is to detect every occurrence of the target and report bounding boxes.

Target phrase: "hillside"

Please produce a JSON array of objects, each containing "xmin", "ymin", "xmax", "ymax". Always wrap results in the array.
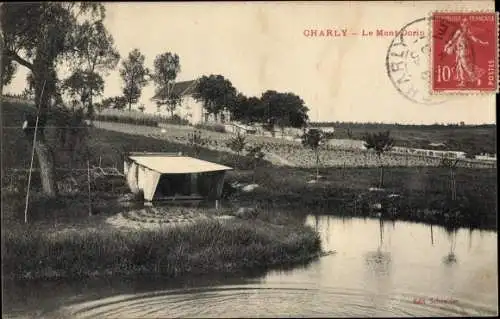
[
  {"xmin": 0, "ymin": 100, "xmax": 268, "ymax": 191},
  {"xmin": 311, "ymin": 122, "xmax": 497, "ymax": 155}
]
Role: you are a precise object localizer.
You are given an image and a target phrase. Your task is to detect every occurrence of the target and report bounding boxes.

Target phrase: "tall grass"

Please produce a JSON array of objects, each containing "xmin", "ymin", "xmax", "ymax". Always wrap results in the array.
[{"xmin": 2, "ymin": 219, "xmax": 322, "ymax": 280}]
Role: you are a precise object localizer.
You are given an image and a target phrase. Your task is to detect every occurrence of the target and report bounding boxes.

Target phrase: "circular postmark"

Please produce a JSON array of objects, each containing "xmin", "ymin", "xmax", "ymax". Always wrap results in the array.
[{"xmin": 386, "ymin": 17, "xmax": 447, "ymax": 104}]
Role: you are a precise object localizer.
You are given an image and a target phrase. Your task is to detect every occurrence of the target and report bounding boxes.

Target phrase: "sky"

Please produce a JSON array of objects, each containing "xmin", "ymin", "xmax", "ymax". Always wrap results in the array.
[{"xmin": 4, "ymin": 1, "xmax": 496, "ymax": 124}]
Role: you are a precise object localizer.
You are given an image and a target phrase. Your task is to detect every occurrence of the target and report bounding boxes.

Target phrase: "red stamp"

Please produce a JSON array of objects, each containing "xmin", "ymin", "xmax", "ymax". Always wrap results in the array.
[{"xmin": 431, "ymin": 12, "xmax": 498, "ymax": 93}]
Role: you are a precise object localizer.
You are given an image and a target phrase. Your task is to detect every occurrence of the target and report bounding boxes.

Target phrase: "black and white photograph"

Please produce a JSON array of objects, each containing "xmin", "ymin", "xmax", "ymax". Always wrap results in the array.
[{"xmin": 1, "ymin": 1, "xmax": 498, "ymax": 317}]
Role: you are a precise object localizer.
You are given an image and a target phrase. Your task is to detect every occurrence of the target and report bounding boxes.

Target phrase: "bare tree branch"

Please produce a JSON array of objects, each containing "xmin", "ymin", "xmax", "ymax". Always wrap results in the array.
[{"xmin": 5, "ymin": 49, "xmax": 34, "ymax": 72}]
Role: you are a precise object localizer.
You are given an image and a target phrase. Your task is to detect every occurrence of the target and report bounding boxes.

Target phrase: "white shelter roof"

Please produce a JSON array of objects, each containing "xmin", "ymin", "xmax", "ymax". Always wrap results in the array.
[{"xmin": 128, "ymin": 155, "xmax": 233, "ymax": 174}]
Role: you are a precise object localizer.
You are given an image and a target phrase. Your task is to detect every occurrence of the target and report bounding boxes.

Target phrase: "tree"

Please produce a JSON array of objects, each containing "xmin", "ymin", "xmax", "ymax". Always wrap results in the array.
[
  {"xmin": 230, "ymin": 94, "xmax": 266, "ymax": 125},
  {"xmin": 301, "ymin": 128, "xmax": 324, "ymax": 181},
  {"xmin": 261, "ymin": 90, "xmax": 309, "ymax": 136},
  {"xmin": 188, "ymin": 130, "xmax": 207, "ymax": 158},
  {"xmin": 346, "ymin": 127, "xmax": 353, "ymax": 139},
  {"xmin": 226, "ymin": 131, "xmax": 247, "ymax": 157},
  {"xmin": 440, "ymin": 157, "xmax": 460, "ymax": 201},
  {"xmin": 152, "ymin": 52, "xmax": 181, "ymax": 118},
  {"xmin": 62, "ymin": 70, "xmax": 104, "ymax": 111},
  {"xmin": 67, "ymin": 20, "xmax": 120, "ymax": 118},
  {"xmin": 363, "ymin": 130, "xmax": 395, "ymax": 188},
  {"xmin": 246, "ymin": 144, "xmax": 265, "ymax": 183},
  {"xmin": 1, "ymin": 2, "xmax": 105, "ymax": 197},
  {"xmin": 193, "ymin": 74, "xmax": 237, "ymax": 120},
  {"xmin": 119, "ymin": 48, "xmax": 150, "ymax": 111}
]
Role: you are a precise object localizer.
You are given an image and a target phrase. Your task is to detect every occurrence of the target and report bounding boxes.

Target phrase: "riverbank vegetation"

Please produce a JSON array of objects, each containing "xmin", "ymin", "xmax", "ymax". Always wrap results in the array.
[{"xmin": 2, "ymin": 207, "xmax": 320, "ymax": 281}]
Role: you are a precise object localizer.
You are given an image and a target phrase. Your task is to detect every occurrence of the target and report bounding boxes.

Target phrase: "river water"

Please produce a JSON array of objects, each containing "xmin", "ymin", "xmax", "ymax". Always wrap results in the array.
[{"xmin": 3, "ymin": 215, "xmax": 498, "ymax": 318}]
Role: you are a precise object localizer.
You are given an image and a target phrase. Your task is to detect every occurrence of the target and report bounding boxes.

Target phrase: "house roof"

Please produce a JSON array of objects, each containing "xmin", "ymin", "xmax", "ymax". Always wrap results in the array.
[
  {"xmin": 128, "ymin": 155, "xmax": 233, "ymax": 174},
  {"xmin": 151, "ymin": 80, "xmax": 198, "ymax": 100}
]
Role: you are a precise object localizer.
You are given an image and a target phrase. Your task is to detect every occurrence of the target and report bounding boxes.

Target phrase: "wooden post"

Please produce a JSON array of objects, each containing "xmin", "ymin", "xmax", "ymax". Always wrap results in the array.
[
  {"xmin": 24, "ymin": 80, "xmax": 46, "ymax": 224},
  {"xmin": 87, "ymin": 160, "xmax": 92, "ymax": 216}
]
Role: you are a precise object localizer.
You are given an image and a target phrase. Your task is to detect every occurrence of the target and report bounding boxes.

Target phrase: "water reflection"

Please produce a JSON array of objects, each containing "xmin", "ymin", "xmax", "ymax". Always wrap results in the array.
[
  {"xmin": 443, "ymin": 228, "xmax": 458, "ymax": 265},
  {"xmin": 2, "ymin": 215, "xmax": 497, "ymax": 318},
  {"xmin": 430, "ymin": 224, "xmax": 434, "ymax": 246},
  {"xmin": 365, "ymin": 219, "xmax": 392, "ymax": 277}
]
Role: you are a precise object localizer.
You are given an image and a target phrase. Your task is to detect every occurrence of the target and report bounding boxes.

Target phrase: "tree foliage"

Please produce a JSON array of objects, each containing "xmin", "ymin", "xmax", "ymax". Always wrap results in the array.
[
  {"xmin": 226, "ymin": 132, "xmax": 247, "ymax": 157},
  {"xmin": 260, "ymin": 90, "xmax": 309, "ymax": 133},
  {"xmin": 193, "ymin": 74, "xmax": 237, "ymax": 117},
  {"xmin": 65, "ymin": 19, "xmax": 120, "ymax": 117},
  {"xmin": 230, "ymin": 94, "xmax": 265, "ymax": 124},
  {"xmin": 152, "ymin": 52, "xmax": 181, "ymax": 118},
  {"xmin": 301, "ymin": 128, "xmax": 325, "ymax": 180},
  {"xmin": 363, "ymin": 130, "xmax": 395, "ymax": 188},
  {"xmin": 62, "ymin": 70, "xmax": 104, "ymax": 109},
  {"xmin": 1, "ymin": 2, "xmax": 106, "ymax": 197},
  {"xmin": 363, "ymin": 130, "xmax": 395, "ymax": 157},
  {"xmin": 119, "ymin": 48, "xmax": 150, "ymax": 111}
]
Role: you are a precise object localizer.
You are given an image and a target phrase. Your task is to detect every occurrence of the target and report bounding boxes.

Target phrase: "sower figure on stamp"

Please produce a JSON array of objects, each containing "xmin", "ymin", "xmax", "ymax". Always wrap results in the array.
[{"xmin": 443, "ymin": 18, "xmax": 489, "ymax": 87}]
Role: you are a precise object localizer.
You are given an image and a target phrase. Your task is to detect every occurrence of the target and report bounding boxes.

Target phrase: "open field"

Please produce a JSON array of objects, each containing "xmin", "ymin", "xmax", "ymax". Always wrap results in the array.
[
  {"xmin": 311, "ymin": 122, "xmax": 496, "ymax": 155},
  {"xmin": 92, "ymin": 121, "xmax": 495, "ymax": 169}
]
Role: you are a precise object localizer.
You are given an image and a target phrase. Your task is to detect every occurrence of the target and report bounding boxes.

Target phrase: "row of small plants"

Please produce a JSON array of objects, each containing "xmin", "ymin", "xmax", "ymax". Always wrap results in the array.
[{"xmin": 94, "ymin": 110, "xmax": 189, "ymax": 127}]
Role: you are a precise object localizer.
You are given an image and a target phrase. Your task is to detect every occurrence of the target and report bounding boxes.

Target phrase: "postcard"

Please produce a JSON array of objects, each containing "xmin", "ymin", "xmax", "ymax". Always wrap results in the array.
[{"xmin": 1, "ymin": 1, "xmax": 497, "ymax": 318}]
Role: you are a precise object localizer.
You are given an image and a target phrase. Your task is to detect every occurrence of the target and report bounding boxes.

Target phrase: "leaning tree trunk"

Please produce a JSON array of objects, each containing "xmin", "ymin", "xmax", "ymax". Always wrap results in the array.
[
  {"xmin": 32, "ymin": 65, "xmax": 58, "ymax": 197},
  {"xmin": 88, "ymin": 89, "xmax": 94, "ymax": 123},
  {"xmin": 34, "ymin": 136, "xmax": 58, "ymax": 197}
]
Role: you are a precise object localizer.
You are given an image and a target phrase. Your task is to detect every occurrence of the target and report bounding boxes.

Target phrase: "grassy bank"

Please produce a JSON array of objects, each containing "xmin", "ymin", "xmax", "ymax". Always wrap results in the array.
[
  {"xmin": 2, "ymin": 216, "xmax": 321, "ymax": 281},
  {"xmin": 228, "ymin": 166, "xmax": 497, "ymax": 230}
]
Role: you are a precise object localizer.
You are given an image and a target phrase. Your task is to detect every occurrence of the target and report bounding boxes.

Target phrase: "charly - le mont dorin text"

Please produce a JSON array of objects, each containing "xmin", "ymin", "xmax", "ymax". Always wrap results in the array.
[{"xmin": 303, "ymin": 28, "xmax": 425, "ymax": 37}]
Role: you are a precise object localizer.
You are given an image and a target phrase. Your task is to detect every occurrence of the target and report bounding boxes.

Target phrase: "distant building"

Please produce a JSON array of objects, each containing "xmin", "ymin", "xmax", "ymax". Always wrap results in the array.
[
  {"xmin": 391, "ymin": 146, "xmax": 466, "ymax": 159},
  {"xmin": 474, "ymin": 153, "xmax": 497, "ymax": 161},
  {"xmin": 224, "ymin": 122, "xmax": 257, "ymax": 135},
  {"xmin": 151, "ymin": 79, "xmax": 231, "ymax": 125}
]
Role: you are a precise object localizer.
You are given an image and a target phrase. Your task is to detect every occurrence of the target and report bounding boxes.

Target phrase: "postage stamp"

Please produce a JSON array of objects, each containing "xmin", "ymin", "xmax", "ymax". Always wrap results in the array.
[{"xmin": 430, "ymin": 11, "xmax": 499, "ymax": 94}]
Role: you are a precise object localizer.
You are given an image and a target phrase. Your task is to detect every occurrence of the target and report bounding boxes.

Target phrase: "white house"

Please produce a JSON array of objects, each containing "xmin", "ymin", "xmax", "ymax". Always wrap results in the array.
[{"xmin": 151, "ymin": 79, "xmax": 231, "ymax": 125}]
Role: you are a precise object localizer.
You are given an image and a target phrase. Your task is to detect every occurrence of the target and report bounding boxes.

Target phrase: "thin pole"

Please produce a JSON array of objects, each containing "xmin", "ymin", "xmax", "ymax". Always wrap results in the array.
[
  {"xmin": 87, "ymin": 159, "xmax": 92, "ymax": 216},
  {"xmin": 24, "ymin": 80, "xmax": 46, "ymax": 224}
]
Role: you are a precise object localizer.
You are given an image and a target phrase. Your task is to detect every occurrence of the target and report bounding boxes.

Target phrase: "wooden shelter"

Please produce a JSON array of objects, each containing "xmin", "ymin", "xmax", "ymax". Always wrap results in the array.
[{"xmin": 124, "ymin": 152, "xmax": 233, "ymax": 205}]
